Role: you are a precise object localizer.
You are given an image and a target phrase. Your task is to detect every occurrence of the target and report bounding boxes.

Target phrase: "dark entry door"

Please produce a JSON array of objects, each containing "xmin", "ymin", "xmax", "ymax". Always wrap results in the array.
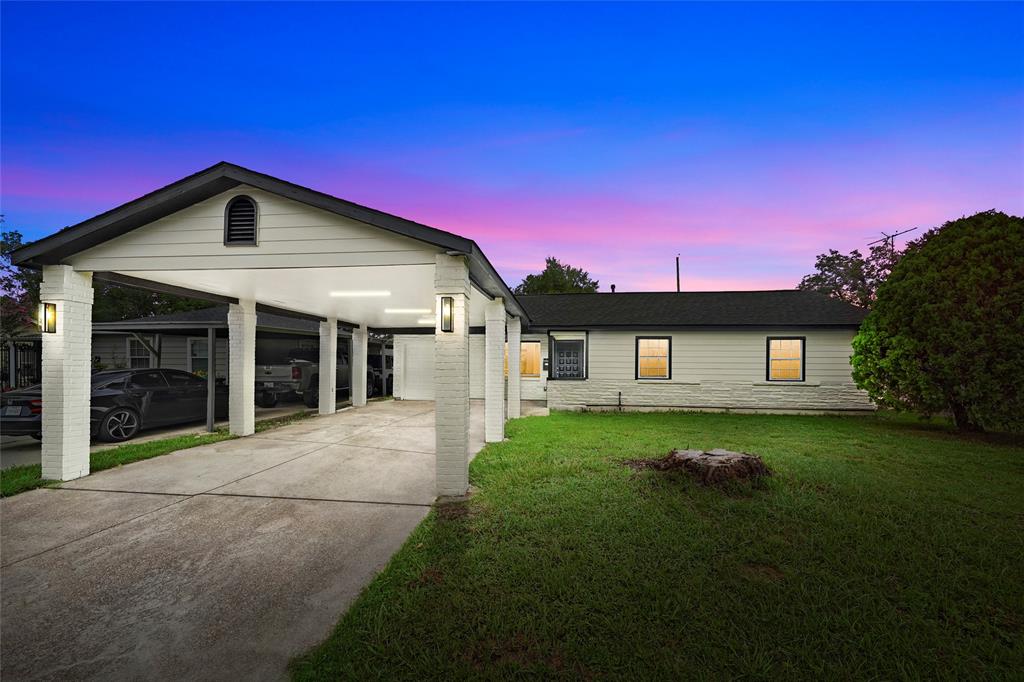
[{"xmin": 553, "ymin": 340, "xmax": 584, "ymax": 379}]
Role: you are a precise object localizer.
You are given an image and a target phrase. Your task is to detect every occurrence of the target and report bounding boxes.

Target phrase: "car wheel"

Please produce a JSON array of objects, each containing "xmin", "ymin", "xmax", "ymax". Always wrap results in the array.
[
  {"xmin": 303, "ymin": 376, "xmax": 319, "ymax": 408},
  {"xmin": 100, "ymin": 407, "xmax": 141, "ymax": 442}
]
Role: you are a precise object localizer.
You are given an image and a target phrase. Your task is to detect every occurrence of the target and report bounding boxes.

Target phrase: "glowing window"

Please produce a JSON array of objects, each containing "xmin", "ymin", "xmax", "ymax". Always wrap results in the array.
[
  {"xmin": 767, "ymin": 337, "xmax": 804, "ymax": 381},
  {"xmin": 636, "ymin": 337, "xmax": 670, "ymax": 379},
  {"xmin": 505, "ymin": 341, "xmax": 542, "ymax": 378}
]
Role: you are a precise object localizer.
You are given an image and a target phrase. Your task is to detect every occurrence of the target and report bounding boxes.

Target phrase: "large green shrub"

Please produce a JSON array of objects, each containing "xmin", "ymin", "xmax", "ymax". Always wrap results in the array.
[{"xmin": 851, "ymin": 210, "xmax": 1024, "ymax": 432}]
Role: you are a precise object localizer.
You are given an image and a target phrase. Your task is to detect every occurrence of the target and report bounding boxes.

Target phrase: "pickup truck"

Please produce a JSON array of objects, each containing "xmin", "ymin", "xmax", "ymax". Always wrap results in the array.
[{"xmin": 255, "ymin": 358, "xmax": 379, "ymax": 408}]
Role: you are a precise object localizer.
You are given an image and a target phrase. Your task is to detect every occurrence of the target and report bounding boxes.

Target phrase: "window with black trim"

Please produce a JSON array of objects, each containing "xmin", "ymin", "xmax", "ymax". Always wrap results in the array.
[
  {"xmin": 767, "ymin": 337, "xmax": 804, "ymax": 381},
  {"xmin": 551, "ymin": 339, "xmax": 584, "ymax": 379},
  {"xmin": 224, "ymin": 195, "xmax": 258, "ymax": 245},
  {"xmin": 636, "ymin": 336, "xmax": 671, "ymax": 379}
]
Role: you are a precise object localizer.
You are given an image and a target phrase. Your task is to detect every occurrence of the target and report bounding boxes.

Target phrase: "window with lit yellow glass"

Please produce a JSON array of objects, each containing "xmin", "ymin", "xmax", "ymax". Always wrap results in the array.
[
  {"xmin": 504, "ymin": 341, "xmax": 542, "ymax": 378},
  {"xmin": 635, "ymin": 337, "xmax": 671, "ymax": 379},
  {"xmin": 767, "ymin": 337, "xmax": 804, "ymax": 381}
]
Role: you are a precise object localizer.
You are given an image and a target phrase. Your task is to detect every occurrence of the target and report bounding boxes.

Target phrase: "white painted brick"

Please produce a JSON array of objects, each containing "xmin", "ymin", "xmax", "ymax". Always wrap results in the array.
[
  {"xmin": 434, "ymin": 254, "xmax": 470, "ymax": 497},
  {"xmin": 547, "ymin": 378, "xmax": 874, "ymax": 413},
  {"xmin": 351, "ymin": 325, "xmax": 368, "ymax": 407},
  {"xmin": 228, "ymin": 300, "xmax": 257, "ymax": 435},
  {"xmin": 484, "ymin": 298, "xmax": 506, "ymax": 442},
  {"xmin": 507, "ymin": 317, "xmax": 522, "ymax": 418},
  {"xmin": 319, "ymin": 319, "xmax": 338, "ymax": 415},
  {"xmin": 40, "ymin": 266, "xmax": 94, "ymax": 481}
]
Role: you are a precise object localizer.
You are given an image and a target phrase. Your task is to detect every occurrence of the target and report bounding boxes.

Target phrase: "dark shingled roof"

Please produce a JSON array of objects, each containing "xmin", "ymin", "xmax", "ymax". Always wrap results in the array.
[
  {"xmin": 517, "ymin": 290, "xmax": 866, "ymax": 329},
  {"xmin": 92, "ymin": 306, "xmax": 319, "ymax": 334}
]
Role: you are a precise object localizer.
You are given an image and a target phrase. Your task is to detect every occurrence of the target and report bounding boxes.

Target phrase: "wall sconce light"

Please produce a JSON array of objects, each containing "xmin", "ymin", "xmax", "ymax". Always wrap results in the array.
[
  {"xmin": 440, "ymin": 296, "xmax": 454, "ymax": 333},
  {"xmin": 39, "ymin": 302, "xmax": 57, "ymax": 333}
]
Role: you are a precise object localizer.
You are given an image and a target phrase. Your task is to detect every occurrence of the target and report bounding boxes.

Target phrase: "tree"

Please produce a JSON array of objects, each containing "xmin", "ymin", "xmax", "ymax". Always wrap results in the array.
[
  {"xmin": 798, "ymin": 241, "xmax": 902, "ymax": 308},
  {"xmin": 851, "ymin": 210, "xmax": 1024, "ymax": 432},
  {"xmin": 1, "ymin": 229, "xmax": 42, "ymax": 344},
  {"xmin": 91, "ymin": 282, "xmax": 213, "ymax": 322},
  {"xmin": 513, "ymin": 257, "xmax": 599, "ymax": 295}
]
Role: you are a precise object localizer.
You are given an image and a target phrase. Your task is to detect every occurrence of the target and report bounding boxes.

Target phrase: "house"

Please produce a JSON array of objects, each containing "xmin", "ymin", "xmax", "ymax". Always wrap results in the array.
[
  {"xmin": 11, "ymin": 162, "xmax": 871, "ymax": 496},
  {"xmin": 394, "ymin": 290, "xmax": 871, "ymax": 412}
]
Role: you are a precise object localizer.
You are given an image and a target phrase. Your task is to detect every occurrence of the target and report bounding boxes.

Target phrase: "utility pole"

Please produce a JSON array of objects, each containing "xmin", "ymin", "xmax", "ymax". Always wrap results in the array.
[
  {"xmin": 868, "ymin": 227, "xmax": 918, "ymax": 251},
  {"xmin": 675, "ymin": 254, "xmax": 680, "ymax": 292}
]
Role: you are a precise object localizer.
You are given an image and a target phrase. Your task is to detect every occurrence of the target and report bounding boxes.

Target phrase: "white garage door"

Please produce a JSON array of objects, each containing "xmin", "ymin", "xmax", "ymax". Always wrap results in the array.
[{"xmin": 401, "ymin": 336, "xmax": 435, "ymax": 400}]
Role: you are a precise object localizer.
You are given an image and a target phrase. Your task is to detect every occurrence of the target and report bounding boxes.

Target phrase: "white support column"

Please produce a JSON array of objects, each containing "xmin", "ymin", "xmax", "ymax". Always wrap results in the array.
[
  {"xmin": 484, "ymin": 298, "xmax": 506, "ymax": 442},
  {"xmin": 435, "ymin": 253, "xmax": 471, "ymax": 498},
  {"xmin": 318, "ymin": 318, "xmax": 338, "ymax": 415},
  {"xmin": 40, "ymin": 265, "xmax": 93, "ymax": 481},
  {"xmin": 507, "ymin": 316, "xmax": 522, "ymax": 419},
  {"xmin": 228, "ymin": 299, "xmax": 257, "ymax": 436},
  {"xmin": 351, "ymin": 325, "xmax": 368, "ymax": 407}
]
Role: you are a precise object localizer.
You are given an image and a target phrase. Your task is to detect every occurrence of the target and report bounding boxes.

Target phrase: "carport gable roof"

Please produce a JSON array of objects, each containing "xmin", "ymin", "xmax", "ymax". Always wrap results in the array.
[
  {"xmin": 518, "ymin": 290, "xmax": 867, "ymax": 329},
  {"xmin": 12, "ymin": 162, "xmax": 528, "ymax": 321}
]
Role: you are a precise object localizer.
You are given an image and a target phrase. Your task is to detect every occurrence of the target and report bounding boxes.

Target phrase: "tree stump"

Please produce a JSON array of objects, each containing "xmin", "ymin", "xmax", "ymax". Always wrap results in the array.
[{"xmin": 628, "ymin": 448, "xmax": 771, "ymax": 485}]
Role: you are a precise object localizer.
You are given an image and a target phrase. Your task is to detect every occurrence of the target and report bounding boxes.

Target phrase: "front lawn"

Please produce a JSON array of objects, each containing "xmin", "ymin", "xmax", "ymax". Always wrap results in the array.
[{"xmin": 294, "ymin": 411, "xmax": 1024, "ymax": 680}]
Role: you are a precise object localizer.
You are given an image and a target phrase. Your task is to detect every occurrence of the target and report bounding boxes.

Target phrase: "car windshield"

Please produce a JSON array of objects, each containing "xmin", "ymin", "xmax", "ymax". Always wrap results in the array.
[{"xmin": 92, "ymin": 373, "xmax": 127, "ymax": 387}]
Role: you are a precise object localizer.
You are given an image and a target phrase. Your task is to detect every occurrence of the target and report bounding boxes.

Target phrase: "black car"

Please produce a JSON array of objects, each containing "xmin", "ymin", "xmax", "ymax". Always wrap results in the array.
[{"xmin": 0, "ymin": 369, "xmax": 229, "ymax": 443}]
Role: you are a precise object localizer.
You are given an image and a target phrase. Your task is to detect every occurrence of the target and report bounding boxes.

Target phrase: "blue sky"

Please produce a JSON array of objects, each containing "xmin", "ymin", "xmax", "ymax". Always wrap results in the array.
[{"xmin": 3, "ymin": 2, "xmax": 1022, "ymax": 289}]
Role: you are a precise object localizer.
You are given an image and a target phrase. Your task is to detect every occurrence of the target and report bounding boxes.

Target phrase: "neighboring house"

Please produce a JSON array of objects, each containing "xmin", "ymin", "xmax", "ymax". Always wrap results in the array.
[
  {"xmin": 395, "ymin": 290, "xmax": 871, "ymax": 413},
  {"xmin": 7, "ymin": 306, "xmax": 393, "ymax": 392}
]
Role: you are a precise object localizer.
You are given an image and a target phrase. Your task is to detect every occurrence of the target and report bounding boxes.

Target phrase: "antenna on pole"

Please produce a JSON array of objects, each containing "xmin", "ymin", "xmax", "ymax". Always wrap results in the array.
[
  {"xmin": 675, "ymin": 254, "xmax": 680, "ymax": 293},
  {"xmin": 868, "ymin": 227, "xmax": 918, "ymax": 250}
]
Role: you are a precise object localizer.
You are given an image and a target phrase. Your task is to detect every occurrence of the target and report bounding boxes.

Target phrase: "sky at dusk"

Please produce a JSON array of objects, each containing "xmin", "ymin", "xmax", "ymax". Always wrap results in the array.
[{"xmin": 2, "ymin": 2, "xmax": 1022, "ymax": 292}]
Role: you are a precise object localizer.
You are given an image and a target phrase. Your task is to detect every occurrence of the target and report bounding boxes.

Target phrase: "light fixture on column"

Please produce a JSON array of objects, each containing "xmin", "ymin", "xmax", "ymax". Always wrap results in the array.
[
  {"xmin": 39, "ymin": 302, "xmax": 57, "ymax": 333},
  {"xmin": 440, "ymin": 296, "xmax": 454, "ymax": 333}
]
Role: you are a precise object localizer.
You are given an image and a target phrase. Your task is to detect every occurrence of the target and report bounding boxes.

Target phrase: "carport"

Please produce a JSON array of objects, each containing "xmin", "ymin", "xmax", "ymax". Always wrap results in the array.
[{"xmin": 11, "ymin": 162, "xmax": 529, "ymax": 498}]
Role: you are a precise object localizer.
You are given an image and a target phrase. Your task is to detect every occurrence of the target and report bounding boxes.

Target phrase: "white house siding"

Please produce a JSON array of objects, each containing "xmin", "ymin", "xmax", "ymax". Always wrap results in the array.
[
  {"xmin": 91, "ymin": 334, "xmax": 228, "ymax": 379},
  {"xmin": 393, "ymin": 333, "xmax": 549, "ymax": 402},
  {"xmin": 546, "ymin": 329, "xmax": 872, "ymax": 413},
  {"xmin": 70, "ymin": 186, "xmax": 439, "ymax": 272}
]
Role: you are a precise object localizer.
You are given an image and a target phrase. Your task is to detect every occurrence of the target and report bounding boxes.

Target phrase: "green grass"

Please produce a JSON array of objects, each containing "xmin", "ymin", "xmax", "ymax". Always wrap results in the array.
[
  {"xmin": 293, "ymin": 411, "xmax": 1024, "ymax": 680},
  {"xmin": 0, "ymin": 408, "xmax": 316, "ymax": 498}
]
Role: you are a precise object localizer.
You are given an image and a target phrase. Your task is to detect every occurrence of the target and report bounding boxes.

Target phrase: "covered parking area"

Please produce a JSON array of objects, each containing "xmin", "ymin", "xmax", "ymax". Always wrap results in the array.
[{"xmin": 11, "ymin": 162, "xmax": 530, "ymax": 498}]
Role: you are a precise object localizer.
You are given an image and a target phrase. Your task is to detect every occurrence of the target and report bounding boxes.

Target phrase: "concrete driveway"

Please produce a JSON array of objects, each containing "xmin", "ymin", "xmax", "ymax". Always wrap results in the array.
[{"xmin": 0, "ymin": 400, "xmax": 487, "ymax": 681}]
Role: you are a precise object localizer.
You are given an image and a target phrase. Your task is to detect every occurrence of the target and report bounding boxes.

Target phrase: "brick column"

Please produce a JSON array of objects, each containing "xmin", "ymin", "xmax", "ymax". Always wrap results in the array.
[
  {"xmin": 351, "ymin": 325, "xmax": 368, "ymax": 407},
  {"xmin": 485, "ymin": 298, "xmax": 506, "ymax": 442},
  {"xmin": 40, "ymin": 265, "xmax": 93, "ymax": 481},
  {"xmin": 318, "ymin": 318, "xmax": 338, "ymax": 415},
  {"xmin": 507, "ymin": 316, "xmax": 522, "ymax": 419},
  {"xmin": 435, "ymin": 253, "xmax": 471, "ymax": 498},
  {"xmin": 228, "ymin": 300, "xmax": 256, "ymax": 436}
]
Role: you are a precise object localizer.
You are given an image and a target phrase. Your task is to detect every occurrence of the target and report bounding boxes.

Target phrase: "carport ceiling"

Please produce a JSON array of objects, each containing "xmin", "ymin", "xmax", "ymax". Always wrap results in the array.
[{"xmin": 122, "ymin": 265, "xmax": 493, "ymax": 328}]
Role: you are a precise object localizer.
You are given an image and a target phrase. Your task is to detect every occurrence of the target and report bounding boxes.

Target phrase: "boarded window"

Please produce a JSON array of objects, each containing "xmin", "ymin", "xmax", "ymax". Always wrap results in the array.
[
  {"xmin": 224, "ymin": 195, "xmax": 258, "ymax": 245},
  {"xmin": 636, "ymin": 337, "xmax": 670, "ymax": 379},
  {"xmin": 768, "ymin": 337, "xmax": 804, "ymax": 381},
  {"xmin": 504, "ymin": 341, "xmax": 542, "ymax": 378}
]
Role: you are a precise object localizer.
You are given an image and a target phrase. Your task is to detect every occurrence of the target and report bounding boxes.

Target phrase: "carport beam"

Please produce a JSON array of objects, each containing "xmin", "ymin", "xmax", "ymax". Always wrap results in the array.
[
  {"xmin": 507, "ymin": 316, "xmax": 521, "ymax": 419},
  {"xmin": 228, "ymin": 300, "xmax": 257, "ymax": 436},
  {"xmin": 319, "ymin": 318, "xmax": 338, "ymax": 415},
  {"xmin": 484, "ymin": 298, "xmax": 506, "ymax": 442},
  {"xmin": 352, "ymin": 325, "xmax": 368, "ymax": 407},
  {"xmin": 206, "ymin": 326, "xmax": 216, "ymax": 432}
]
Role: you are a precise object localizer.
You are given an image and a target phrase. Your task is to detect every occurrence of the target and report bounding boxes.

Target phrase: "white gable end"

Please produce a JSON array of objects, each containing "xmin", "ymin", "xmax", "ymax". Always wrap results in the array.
[{"xmin": 69, "ymin": 186, "xmax": 441, "ymax": 272}]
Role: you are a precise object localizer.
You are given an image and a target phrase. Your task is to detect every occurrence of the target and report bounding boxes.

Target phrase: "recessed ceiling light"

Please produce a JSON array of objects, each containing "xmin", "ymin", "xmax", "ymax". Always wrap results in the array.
[
  {"xmin": 329, "ymin": 291, "xmax": 391, "ymax": 298},
  {"xmin": 384, "ymin": 308, "xmax": 432, "ymax": 314}
]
